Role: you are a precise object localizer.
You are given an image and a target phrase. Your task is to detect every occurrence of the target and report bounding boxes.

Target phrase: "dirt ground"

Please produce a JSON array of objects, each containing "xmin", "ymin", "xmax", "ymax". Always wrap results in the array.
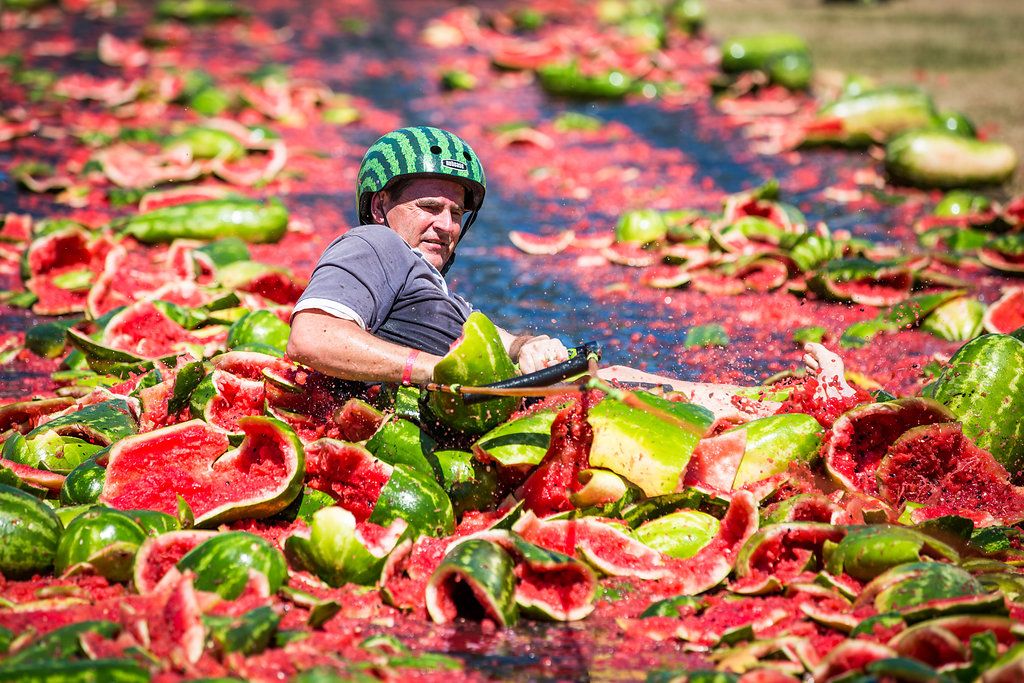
[{"xmin": 705, "ymin": 0, "xmax": 1024, "ymax": 194}]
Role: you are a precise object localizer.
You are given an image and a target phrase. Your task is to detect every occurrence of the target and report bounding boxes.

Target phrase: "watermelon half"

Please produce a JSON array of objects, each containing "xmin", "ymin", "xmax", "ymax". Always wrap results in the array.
[
  {"xmin": 100, "ymin": 417, "xmax": 304, "ymax": 527},
  {"xmin": 824, "ymin": 397, "xmax": 955, "ymax": 495}
]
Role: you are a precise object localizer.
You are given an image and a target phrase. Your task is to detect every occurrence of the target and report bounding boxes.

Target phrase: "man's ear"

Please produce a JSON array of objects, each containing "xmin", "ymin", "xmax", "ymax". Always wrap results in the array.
[{"xmin": 370, "ymin": 191, "xmax": 388, "ymax": 224}]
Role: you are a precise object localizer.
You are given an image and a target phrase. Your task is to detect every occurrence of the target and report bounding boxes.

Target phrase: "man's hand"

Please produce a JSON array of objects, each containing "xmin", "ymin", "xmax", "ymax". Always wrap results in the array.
[{"xmin": 517, "ymin": 335, "xmax": 569, "ymax": 375}]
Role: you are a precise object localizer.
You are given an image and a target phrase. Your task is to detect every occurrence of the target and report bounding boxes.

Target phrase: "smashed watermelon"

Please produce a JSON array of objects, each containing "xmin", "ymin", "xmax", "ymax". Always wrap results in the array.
[{"xmin": 100, "ymin": 417, "xmax": 303, "ymax": 527}]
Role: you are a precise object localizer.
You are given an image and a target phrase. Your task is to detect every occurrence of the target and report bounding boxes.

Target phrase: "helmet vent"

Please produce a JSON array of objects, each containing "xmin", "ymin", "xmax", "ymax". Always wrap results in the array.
[
  {"xmin": 463, "ymin": 151, "xmax": 472, "ymax": 160},
  {"xmin": 430, "ymin": 145, "xmax": 442, "ymax": 154}
]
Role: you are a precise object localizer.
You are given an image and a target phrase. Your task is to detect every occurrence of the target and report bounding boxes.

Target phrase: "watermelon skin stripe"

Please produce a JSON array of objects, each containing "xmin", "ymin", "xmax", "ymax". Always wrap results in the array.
[
  {"xmin": 0, "ymin": 483, "xmax": 63, "ymax": 579},
  {"xmin": 0, "ymin": 658, "xmax": 151, "ymax": 682},
  {"xmin": 931, "ymin": 334, "xmax": 1024, "ymax": 475},
  {"xmin": 425, "ymin": 538, "xmax": 518, "ymax": 626}
]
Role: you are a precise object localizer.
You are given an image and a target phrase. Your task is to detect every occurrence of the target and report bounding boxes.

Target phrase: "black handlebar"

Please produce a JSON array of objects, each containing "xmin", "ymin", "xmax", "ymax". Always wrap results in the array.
[{"xmin": 461, "ymin": 341, "xmax": 601, "ymax": 405}]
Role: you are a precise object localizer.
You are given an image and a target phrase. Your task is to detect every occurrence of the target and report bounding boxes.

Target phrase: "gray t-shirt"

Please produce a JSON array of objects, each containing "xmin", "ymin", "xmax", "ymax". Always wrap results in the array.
[{"xmin": 292, "ymin": 225, "xmax": 472, "ymax": 356}]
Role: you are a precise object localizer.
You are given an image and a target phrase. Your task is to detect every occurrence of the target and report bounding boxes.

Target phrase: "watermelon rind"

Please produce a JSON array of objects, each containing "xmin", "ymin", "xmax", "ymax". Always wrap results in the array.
[
  {"xmin": 0, "ymin": 620, "xmax": 121, "ymax": 668},
  {"xmin": 508, "ymin": 229, "xmax": 575, "ymax": 255},
  {"xmin": 0, "ymin": 483, "xmax": 63, "ymax": 579},
  {"xmin": 587, "ymin": 393, "xmax": 713, "ymax": 497},
  {"xmin": 284, "ymin": 506, "xmax": 406, "ymax": 587},
  {"xmin": 720, "ymin": 33, "xmax": 808, "ymax": 74},
  {"xmin": 364, "ymin": 417, "xmax": 438, "ymax": 477},
  {"xmin": 59, "ymin": 457, "xmax": 106, "ymax": 505},
  {"xmin": 725, "ymin": 412, "xmax": 823, "ymax": 489},
  {"xmin": 177, "ymin": 530, "xmax": 288, "ymax": 599},
  {"xmin": 615, "ymin": 209, "xmax": 667, "ymax": 245},
  {"xmin": 929, "ymin": 333, "xmax": 1024, "ymax": 476},
  {"xmin": 55, "ymin": 507, "xmax": 148, "ymax": 582},
  {"xmin": 425, "ymin": 538, "xmax": 518, "ymax": 626},
  {"xmin": 471, "ymin": 406, "xmax": 561, "ymax": 469},
  {"xmin": 866, "ymin": 561, "xmax": 984, "ymax": 612},
  {"xmin": 428, "ymin": 312, "xmax": 518, "ymax": 434},
  {"xmin": 25, "ymin": 398, "xmax": 139, "ymax": 447},
  {"xmin": 808, "ymin": 258, "xmax": 913, "ymax": 307},
  {"xmin": 824, "ymin": 525, "xmax": 959, "ymax": 582},
  {"xmin": 885, "ymin": 129, "xmax": 1018, "ymax": 188},
  {"xmin": 0, "ymin": 658, "xmax": 150, "ymax": 682},
  {"xmin": 226, "ymin": 309, "xmax": 290, "ymax": 354},
  {"xmin": 805, "ymin": 86, "xmax": 935, "ymax": 147},
  {"xmin": 368, "ymin": 464, "xmax": 455, "ymax": 538},
  {"xmin": 633, "ymin": 509, "xmax": 720, "ymax": 560},
  {"xmin": 920, "ymin": 296, "xmax": 985, "ymax": 342},
  {"xmin": 434, "ymin": 449, "xmax": 500, "ymax": 515}
]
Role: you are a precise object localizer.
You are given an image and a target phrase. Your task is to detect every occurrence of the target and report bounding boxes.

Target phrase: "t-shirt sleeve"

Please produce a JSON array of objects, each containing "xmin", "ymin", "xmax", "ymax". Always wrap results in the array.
[{"xmin": 292, "ymin": 229, "xmax": 408, "ymax": 330}]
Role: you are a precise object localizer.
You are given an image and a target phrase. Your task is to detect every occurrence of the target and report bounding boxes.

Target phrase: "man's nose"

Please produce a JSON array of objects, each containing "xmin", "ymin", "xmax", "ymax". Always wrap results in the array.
[{"xmin": 435, "ymin": 209, "xmax": 457, "ymax": 233}]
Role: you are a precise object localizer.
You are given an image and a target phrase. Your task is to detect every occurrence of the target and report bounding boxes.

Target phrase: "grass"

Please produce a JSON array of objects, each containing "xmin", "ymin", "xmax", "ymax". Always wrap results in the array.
[{"xmin": 705, "ymin": 0, "xmax": 1024, "ymax": 194}]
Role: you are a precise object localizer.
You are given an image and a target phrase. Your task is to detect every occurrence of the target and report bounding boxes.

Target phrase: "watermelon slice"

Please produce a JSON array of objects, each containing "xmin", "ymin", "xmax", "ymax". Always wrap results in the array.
[
  {"xmin": 808, "ymin": 258, "xmax": 914, "ymax": 307},
  {"xmin": 133, "ymin": 530, "xmax": 216, "ymax": 594},
  {"xmin": 428, "ymin": 312, "xmax": 518, "ymax": 434},
  {"xmin": 100, "ymin": 417, "xmax": 304, "ymax": 527},
  {"xmin": 983, "ymin": 288, "xmax": 1024, "ymax": 334},
  {"xmin": 304, "ymin": 439, "xmax": 392, "ymax": 522},
  {"xmin": 508, "ymin": 230, "xmax": 575, "ymax": 255},
  {"xmin": 824, "ymin": 397, "xmax": 955, "ymax": 495},
  {"xmin": 876, "ymin": 422, "xmax": 1024, "ymax": 524}
]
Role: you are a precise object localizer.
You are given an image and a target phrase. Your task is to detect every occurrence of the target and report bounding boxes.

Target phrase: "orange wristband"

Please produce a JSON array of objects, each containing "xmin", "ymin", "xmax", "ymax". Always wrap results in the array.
[{"xmin": 402, "ymin": 349, "xmax": 420, "ymax": 386}]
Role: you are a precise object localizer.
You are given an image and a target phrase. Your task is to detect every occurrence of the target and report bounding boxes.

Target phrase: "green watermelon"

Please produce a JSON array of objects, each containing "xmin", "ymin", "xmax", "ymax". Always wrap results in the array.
[
  {"xmin": 428, "ymin": 312, "xmax": 518, "ymax": 434},
  {"xmin": 177, "ymin": 530, "xmax": 288, "ymax": 599},
  {"xmin": 0, "ymin": 483, "xmax": 63, "ymax": 578},
  {"xmin": 929, "ymin": 333, "xmax": 1024, "ymax": 476}
]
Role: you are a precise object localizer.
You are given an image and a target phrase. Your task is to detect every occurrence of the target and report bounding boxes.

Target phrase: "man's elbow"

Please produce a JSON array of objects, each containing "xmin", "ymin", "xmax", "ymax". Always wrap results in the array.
[{"xmin": 286, "ymin": 329, "xmax": 313, "ymax": 367}]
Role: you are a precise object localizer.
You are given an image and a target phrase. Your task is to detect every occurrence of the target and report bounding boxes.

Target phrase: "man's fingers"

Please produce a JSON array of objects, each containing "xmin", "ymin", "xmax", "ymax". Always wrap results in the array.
[{"xmin": 518, "ymin": 337, "xmax": 569, "ymax": 374}]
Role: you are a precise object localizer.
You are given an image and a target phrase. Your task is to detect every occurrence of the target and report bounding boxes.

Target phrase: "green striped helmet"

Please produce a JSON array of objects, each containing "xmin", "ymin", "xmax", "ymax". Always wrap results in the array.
[{"xmin": 356, "ymin": 126, "xmax": 486, "ymax": 229}]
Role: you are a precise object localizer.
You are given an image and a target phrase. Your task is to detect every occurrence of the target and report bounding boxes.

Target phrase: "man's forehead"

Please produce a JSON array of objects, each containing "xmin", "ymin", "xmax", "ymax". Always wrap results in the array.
[{"xmin": 394, "ymin": 178, "xmax": 466, "ymax": 205}]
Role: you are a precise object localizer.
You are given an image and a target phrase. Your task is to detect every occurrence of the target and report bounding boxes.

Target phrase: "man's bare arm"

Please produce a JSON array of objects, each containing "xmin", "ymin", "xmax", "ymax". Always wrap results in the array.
[{"xmin": 287, "ymin": 310, "xmax": 441, "ymax": 384}]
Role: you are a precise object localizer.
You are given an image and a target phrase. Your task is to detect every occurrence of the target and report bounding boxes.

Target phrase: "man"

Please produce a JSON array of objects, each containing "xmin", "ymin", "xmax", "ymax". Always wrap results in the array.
[{"xmin": 287, "ymin": 126, "xmax": 570, "ymax": 386}]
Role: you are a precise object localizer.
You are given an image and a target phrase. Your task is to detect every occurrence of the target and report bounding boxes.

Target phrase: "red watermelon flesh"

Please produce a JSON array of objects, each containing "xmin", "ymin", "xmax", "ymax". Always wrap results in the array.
[
  {"xmin": 739, "ymin": 524, "xmax": 845, "ymax": 585},
  {"xmin": 134, "ymin": 531, "xmax": 216, "ymax": 594},
  {"xmin": 238, "ymin": 270, "xmax": 306, "ymax": 305},
  {"xmin": 983, "ymin": 288, "xmax": 1024, "ymax": 334},
  {"xmin": 877, "ymin": 422, "xmax": 1024, "ymax": 524},
  {"xmin": 828, "ymin": 271, "xmax": 913, "ymax": 307},
  {"xmin": 738, "ymin": 258, "xmax": 789, "ymax": 292},
  {"xmin": 304, "ymin": 439, "xmax": 391, "ymax": 522},
  {"xmin": 515, "ymin": 562, "xmax": 596, "ymax": 621},
  {"xmin": 206, "ymin": 370, "xmax": 266, "ymax": 433},
  {"xmin": 514, "ymin": 514, "xmax": 669, "ymax": 580},
  {"xmin": 1, "ymin": 213, "xmax": 32, "ymax": 242},
  {"xmin": 518, "ymin": 401, "xmax": 593, "ymax": 516},
  {"xmin": 26, "ymin": 230, "xmax": 95, "ymax": 275},
  {"xmin": 88, "ymin": 244, "xmax": 182, "ymax": 318},
  {"xmin": 825, "ymin": 399, "xmax": 955, "ymax": 495},
  {"xmin": 102, "ymin": 301, "xmax": 203, "ymax": 358},
  {"xmin": 684, "ymin": 429, "xmax": 746, "ymax": 491},
  {"xmin": 100, "ymin": 418, "xmax": 299, "ymax": 525},
  {"xmin": 334, "ymin": 399, "xmax": 385, "ymax": 442},
  {"xmin": 26, "ymin": 230, "xmax": 112, "ymax": 315}
]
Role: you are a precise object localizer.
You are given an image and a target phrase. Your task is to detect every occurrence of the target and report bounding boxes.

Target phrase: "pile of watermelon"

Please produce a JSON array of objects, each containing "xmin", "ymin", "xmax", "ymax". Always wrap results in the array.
[{"xmin": 2, "ymin": 0, "xmax": 1024, "ymax": 680}]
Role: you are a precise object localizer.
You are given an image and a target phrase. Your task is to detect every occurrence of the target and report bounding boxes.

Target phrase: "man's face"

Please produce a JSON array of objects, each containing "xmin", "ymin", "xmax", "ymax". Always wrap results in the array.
[{"xmin": 373, "ymin": 178, "xmax": 467, "ymax": 271}]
